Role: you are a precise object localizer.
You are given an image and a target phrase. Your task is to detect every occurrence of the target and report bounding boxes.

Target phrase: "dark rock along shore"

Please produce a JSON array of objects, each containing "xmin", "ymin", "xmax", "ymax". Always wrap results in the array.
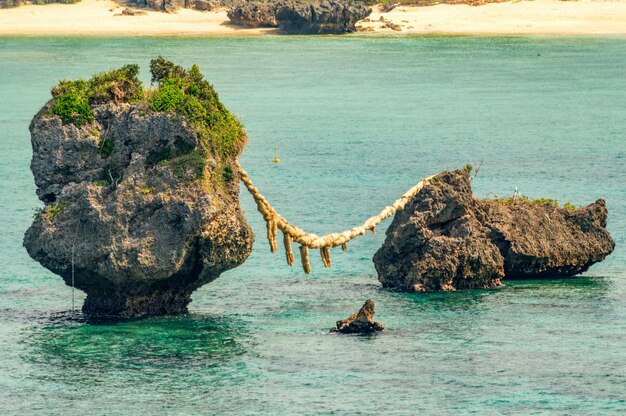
[
  {"xmin": 126, "ymin": 0, "xmax": 372, "ymax": 34},
  {"xmin": 274, "ymin": 0, "xmax": 371, "ymax": 34},
  {"xmin": 24, "ymin": 60, "xmax": 254, "ymax": 317},
  {"xmin": 374, "ymin": 167, "xmax": 615, "ymax": 292},
  {"xmin": 229, "ymin": 0, "xmax": 372, "ymax": 34}
]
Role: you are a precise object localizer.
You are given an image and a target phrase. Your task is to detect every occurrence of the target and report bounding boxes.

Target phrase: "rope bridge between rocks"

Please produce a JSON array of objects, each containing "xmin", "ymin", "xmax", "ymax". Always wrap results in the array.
[{"xmin": 236, "ymin": 161, "xmax": 435, "ymax": 274}]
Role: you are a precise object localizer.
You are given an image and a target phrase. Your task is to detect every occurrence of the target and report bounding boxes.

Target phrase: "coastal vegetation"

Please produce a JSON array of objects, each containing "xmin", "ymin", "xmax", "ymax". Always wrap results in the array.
[
  {"xmin": 490, "ymin": 195, "xmax": 578, "ymax": 211},
  {"xmin": 32, "ymin": 199, "xmax": 70, "ymax": 222},
  {"xmin": 47, "ymin": 57, "xmax": 246, "ymax": 184},
  {"xmin": 50, "ymin": 64, "xmax": 143, "ymax": 126},
  {"xmin": 147, "ymin": 56, "xmax": 246, "ymax": 159}
]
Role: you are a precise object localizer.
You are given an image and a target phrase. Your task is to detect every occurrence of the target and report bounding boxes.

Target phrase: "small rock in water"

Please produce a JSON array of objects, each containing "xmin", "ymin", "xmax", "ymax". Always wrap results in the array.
[{"xmin": 331, "ymin": 299, "xmax": 384, "ymax": 334}]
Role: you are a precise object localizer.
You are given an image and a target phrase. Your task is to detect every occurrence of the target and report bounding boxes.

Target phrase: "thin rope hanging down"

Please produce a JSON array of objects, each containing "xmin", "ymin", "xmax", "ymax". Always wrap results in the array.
[{"xmin": 236, "ymin": 161, "xmax": 434, "ymax": 274}]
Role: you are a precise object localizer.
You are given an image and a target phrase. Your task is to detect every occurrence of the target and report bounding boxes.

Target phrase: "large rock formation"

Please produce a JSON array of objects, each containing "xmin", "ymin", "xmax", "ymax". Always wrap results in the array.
[
  {"xmin": 374, "ymin": 168, "xmax": 615, "ymax": 292},
  {"xmin": 275, "ymin": 0, "xmax": 371, "ymax": 34},
  {"xmin": 227, "ymin": 2, "xmax": 278, "ymax": 27},
  {"xmin": 331, "ymin": 299, "xmax": 384, "ymax": 334},
  {"xmin": 227, "ymin": 0, "xmax": 371, "ymax": 34},
  {"xmin": 24, "ymin": 59, "xmax": 254, "ymax": 317}
]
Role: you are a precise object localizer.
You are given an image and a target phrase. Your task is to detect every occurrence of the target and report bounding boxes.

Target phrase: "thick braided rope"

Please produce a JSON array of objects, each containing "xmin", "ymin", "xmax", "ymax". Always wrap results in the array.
[{"xmin": 236, "ymin": 161, "xmax": 433, "ymax": 273}]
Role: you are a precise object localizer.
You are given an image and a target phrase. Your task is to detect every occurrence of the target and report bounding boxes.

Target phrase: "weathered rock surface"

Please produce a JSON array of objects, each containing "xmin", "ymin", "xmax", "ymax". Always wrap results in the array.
[
  {"xmin": 127, "ymin": 0, "xmax": 209, "ymax": 12},
  {"xmin": 227, "ymin": 0, "xmax": 371, "ymax": 34},
  {"xmin": 275, "ymin": 0, "xmax": 371, "ymax": 34},
  {"xmin": 24, "ymin": 68, "xmax": 253, "ymax": 317},
  {"xmin": 478, "ymin": 197, "xmax": 615, "ymax": 279},
  {"xmin": 227, "ymin": 2, "xmax": 278, "ymax": 27},
  {"xmin": 331, "ymin": 299, "xmax": 384, "ymax": 334},
  {"xmin": 374, "ymin": 168, "xmax": 615, "ymax": 292},
  {"xmin": 122, "ymin": 0, "xmax": 370, "ymax": 33}
]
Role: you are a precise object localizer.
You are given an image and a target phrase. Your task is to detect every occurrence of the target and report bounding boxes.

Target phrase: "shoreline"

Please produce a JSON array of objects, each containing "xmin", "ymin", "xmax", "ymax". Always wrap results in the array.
[{"xmin": 1, "ymin": 0, "xmax": 626, "ymax": 36}]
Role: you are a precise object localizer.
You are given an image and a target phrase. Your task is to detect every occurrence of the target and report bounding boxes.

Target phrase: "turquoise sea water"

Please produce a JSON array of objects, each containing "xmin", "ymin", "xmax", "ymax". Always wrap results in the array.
[{"xmin": 0, "ymin": 36, "xmax": 625, "ymax": 415}]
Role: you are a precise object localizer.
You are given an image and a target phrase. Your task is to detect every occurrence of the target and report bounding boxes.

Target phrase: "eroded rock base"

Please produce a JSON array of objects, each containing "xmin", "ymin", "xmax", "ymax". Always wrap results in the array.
[{"xmin": 83, "ymin": 290, "xmax": 192, "ymax": 318}]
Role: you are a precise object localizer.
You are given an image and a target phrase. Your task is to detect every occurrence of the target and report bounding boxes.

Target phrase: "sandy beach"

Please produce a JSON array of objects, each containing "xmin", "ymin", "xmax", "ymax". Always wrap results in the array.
[
  {"xmin": 0, "ymin": 0, "xmax": 273, "ymax": 36},
  {"xmin": 361, "ymin": 0, "xmax": 626, "ymax": 35},
  {"xmin": 0, "ymin": 0, "xmax": 625, "ymax": 36}
]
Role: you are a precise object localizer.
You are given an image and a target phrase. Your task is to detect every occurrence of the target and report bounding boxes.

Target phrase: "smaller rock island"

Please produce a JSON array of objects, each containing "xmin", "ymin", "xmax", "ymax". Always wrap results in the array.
[
  {"xmin": 331, "ymin": 299, "xmax": 385, "ymax": 334},
  {"xmin": 374, "ymin": 166, "xmax": 615, "ymax": 292}
]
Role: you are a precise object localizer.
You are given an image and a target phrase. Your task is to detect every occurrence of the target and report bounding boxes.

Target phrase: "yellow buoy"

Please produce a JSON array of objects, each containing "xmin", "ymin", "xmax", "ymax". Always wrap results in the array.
[{"xmin": 272, "ymin": 147, "xmax": 281, "ymax": 163}]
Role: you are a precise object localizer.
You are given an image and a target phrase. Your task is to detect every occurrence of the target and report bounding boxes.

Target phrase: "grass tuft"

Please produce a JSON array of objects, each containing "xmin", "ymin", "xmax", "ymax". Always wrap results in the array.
[
  {"xmin": 492, "ymin": 195, "xmax": 577, "ymax": 211},
  {"xmin": 34, "ymin": 200, "xmax": 71, "ymax": 222}
]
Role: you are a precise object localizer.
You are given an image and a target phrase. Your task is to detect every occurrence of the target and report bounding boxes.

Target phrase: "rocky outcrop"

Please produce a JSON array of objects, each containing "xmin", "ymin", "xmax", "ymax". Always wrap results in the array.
[
  {"xmin": 121, "ymin": 0, "xmax": 370, "ymax": 33},
  {"xmin": 374, "ymin": 168, "xmax": 615, "ymax": 292},
  {"xmin": 227, "ymin": 0, "xmax": 371, "ymax": 34},
  {"xmin": 127, "ymin": 0, "xmax": 218, "ymax": 12},
  {"xmin": 331, "ymin": 299, "xmax": 384, "ymax": 334},
  {"xmin": 24, "ymin": 60, "xmax": 254, "ymax": 318},
  {"xmin": 275, "ymin": 0, "xmax": 371, "ymax": 34},
  {"xmin": 227, "ymin": 2, "xmax": 278, "ymax": 27},
  {"xmin": 478, "ymin": 197, "xmax": 615, "ymax": 279},
  {"xmin": 374, "ymin": 170, "xmax": 505, "ymax": 292}
]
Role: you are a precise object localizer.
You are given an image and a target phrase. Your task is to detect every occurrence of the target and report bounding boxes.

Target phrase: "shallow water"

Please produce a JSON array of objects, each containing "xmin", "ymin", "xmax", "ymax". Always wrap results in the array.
[{"xmin": 0, "ymin": 36, "xmax": 625, "ymax": 415}]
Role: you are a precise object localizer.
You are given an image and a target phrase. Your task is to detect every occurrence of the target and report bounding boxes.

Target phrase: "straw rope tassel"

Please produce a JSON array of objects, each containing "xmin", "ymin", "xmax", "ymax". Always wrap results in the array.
[
  {"xmin": 320, "ymin": 246, "xmax": 331, "ymax": 268},
  {"xmin": 299, "ymin": 245, "xmax": 311, "ymax": 274},
  {"xmin": 236, "ymin": 162, "xmax": 434, "ymax": 273},
  {"xmin": 266, "ymin": 216, "xmax": 277, "ymax": 253},
  {"xmin": 283, "ymin": 232, "xmax": 295, "ymax": 266}
]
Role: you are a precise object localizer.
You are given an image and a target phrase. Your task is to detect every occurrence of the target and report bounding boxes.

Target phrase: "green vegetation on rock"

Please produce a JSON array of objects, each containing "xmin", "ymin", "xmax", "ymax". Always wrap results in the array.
[
  {"xmin": 91, "ymin": 180, "xmax": 108, "ymax": 187},
  {"xmin": 222, "ymin": 165, "xmax": 234, "ymax": 182},
  {"xmin": 562, "ymin": 202, "xmax": 577, "ymax": 211},
  {"xmin": 48, "ymin": 58, "xmax": 246, "ymax": 186},
  {"xmin": 149, "ymin": 78, "xmax": 188, "ymax": 113},
  {"xmin": 50, "ymin": 64, "xmax": 143, "ymax": 126},
  {"xmin": 50, "ymin": 80, "xmax": 94, "ymax": 126},
  {"xmin": 171, "ymin": 150, "xmax": 207, "ymax": 181},
  {"xmin": 87, "ymin": 64, "xmax": 143, "ymax": 105},
  {"xmin": 492, "ymin": 195, "xmax": 577, "ymax": 211},
  {"xmin": 98, "ymin": 137, "xmax": 114, "ymax": 158},
  {"xmin": 34, "ymin": 200, "xmax": 71, "ymax": 222},
  {"xmin": 148, "ymin": 57, "xmax": 246, "ymax": 160}
]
